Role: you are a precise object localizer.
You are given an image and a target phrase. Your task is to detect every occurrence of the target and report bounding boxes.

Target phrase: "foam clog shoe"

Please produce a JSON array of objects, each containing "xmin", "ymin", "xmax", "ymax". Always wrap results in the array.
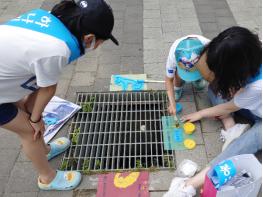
[
  {"xmin": 38, "ymin": 170, "xmax": 81, "ymax": 191},
  {"xmin": 47, "ymin": 137, "xmax": 70, "ymax": 161}
]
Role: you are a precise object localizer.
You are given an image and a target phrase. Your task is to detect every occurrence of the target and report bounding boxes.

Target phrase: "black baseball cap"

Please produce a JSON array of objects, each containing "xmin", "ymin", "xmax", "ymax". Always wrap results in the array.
[{"xmin": 74, "ymin": 0, "xmax": 119, "ymax": 45}]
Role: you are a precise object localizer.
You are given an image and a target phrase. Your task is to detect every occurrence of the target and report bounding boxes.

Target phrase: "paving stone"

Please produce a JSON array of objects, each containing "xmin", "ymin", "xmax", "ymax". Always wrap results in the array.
[
  {"xmin": 0, "ymin": 177, "xmax": 8, "ymax": 196},
  {"xmin": 162, "ymin": 22, "xmax": 181, "ymax": 33},
  {"xmin": 98, "ymin": 53, "xmax": 121, "ymax": 65},
  {"xmin": 203, "ymin": 32, "xmax": 218, "ymax": 39},
  {"xmin": 17, "ymin": 151, "xmax": 30, "ymax": 162},
  {"xmin": 216, "ymin": 16, "xmax": 236, "ymax": 26},
  {"xmin": 38, "ymin": 191, "xmax": 73, "ymax": 197},
  {"xmin": 93, "ymin": 78, "xmax": 110, "ymax": 92},
  {"xmin": 144, "ymin": 27, "xmax": 162, "ymax": 39},
  {"xmin": 0, "ymin": 149, "xmax": 19, "ymax": 177},
  {"xmin": 150, "ymin": 192, "xmax": 167, "ymax": 197},
  {"xmin": 143, "ymin": 9, "xmax": 160, "ymax": 19},
  {"xmin": 100, "ymin": 41, "xmax": 120, "ymax": 51},
  {"xmin": 66, "ymin": 84, "xmax": 94, "ymax": 102},
  {"xmin": 60, "ymin": 65, "xmax": 74, "ymax": 80},
  {"xmin": 3, "ymin": 192, "xmax": 38, "ymax": 197},
  {"xmin": 121, "ymin": 43, "xmax": 143, "ymax": 57},
  {"xmin": 215, "ymin": 8, "xmax": 233, "ymax": 17},
  {"xmin": 147, "ymin": 74, "xmax": 166, "ymax": 81},
  {"xmin": 6, "ymin": 162, "xmax": 39, "ymax": 193},
  {"xmin": 144, "ymin": 39, "xmax": 162, "ymax": 50},
  {"xmin": 144, "ymin": 63, "xmax": 165, "ymax": 76},
  {"xmin": 175, "ymin": 145, "xmax": 208, "ymax": 169},
  {"xmin": 180, "ymin": 101, "xmax": 197, "ymax": 115},
  {"xmin": 122, "ymin": 32, "xmax": 142, "ymax": 44},
  {"xmin": 75, "ymin": 58, "xmax": 98, "ymax": 72},
  {"xmin": 198, "ymin": 16, "xmax": 216, "ymax": 23},
  {"xmin": 56, "ymin": 79, "xmax": 70, "ymax": 98},
  {"xmin": 71, "ymin": 72, "xmax": 96, "ymax": 87},
  {"xmin": 195, "ymin": 92, "xmax": 212, "ymax": 110},
  {"xmin": 110, "ymin": 2, "xmax": 126, "ymax": 11},
  {"xmin": 77, "ymin": 175, "xmax": 98, "ymax": 190},
  {"xmin": 112, "ymin": 10, "xmax": 125, "ymax": 20},
  {"xmin": 201, "ymin": 118, "xmax": 223, "ymax": 133},
  {"xmin": 74, "ymin": 190, "xmax": 96, "ymax": 197},
  {"xmin": 97, "ymin": 64, "xmax": 121, "ymax": 79},
  {"xmin": 149, "ymin": 171, "xmax": 174, "ymax": 191},
  {"xmin": 200, "ymin": 22, "xmax": 218, "ymax": 33},
  {"xmin": 203, "ymin": 132, "xmax": 223, "ymax": 158},
  {"xmin": 121, "ymin": 56, "xmax": 144, "ymax": 74},
  {"xmin": 147, "ymin": 83, "xmax": 166, "ymax": 90},
  {"xmin": 144, "ymin": 3, "xmax": 159, "ymax": 10},
  {"xmin": 144, "ymin": 18, "xmax": 161, "ymax": 28},
  {"xmin": 144, "ymin": 49, "xmax": 166, "ymax": 64},
  {"xmin": 0, "ymin": 129, "xmax": 20, "ymax": 150}
]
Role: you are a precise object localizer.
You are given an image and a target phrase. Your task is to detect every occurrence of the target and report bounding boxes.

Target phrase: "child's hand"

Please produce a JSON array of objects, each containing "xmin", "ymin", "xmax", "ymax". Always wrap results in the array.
[
  {"xmin": 168, "ymin": 105, "xmax": 176, "ymax": 115},
  {"xmin": 181, "ymin": 112, "xmax": 202, "ymax": 122}
]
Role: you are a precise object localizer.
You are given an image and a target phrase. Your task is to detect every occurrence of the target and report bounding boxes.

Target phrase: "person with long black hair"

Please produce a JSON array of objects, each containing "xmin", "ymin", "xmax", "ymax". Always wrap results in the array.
[
  {"xmin": 0, "ymin": 0, "xmax": 118, "ymax": 191},
  {"xmin": 164, "ymin": 26, "xmax": 262, "ymax": 197}
]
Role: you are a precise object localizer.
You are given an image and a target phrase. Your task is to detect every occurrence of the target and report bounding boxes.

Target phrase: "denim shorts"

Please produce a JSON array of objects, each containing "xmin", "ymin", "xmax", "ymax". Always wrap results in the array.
[{"xmin": 0, "ymin": 103, "xmax": 18, "ymax": 125}]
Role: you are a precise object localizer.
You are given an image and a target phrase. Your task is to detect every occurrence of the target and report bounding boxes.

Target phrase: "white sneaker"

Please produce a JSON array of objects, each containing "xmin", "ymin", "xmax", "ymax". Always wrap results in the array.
[
  {"xmin": 222, "ymin": 124, "xmax": 250, "ymax": 151},
  {"xmin": 163, "ymin": 177, "xmax": 196, "ymax": 197},
  {"xmin": 220, "ymin": 129, "xmax": 228, "ymax": 142}
]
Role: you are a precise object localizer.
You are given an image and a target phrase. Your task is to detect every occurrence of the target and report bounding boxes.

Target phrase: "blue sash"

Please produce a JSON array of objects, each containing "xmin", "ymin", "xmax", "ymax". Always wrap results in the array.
[{"xmin": 4, "ymin": 9, "xmax": 81, "ymax": 63}]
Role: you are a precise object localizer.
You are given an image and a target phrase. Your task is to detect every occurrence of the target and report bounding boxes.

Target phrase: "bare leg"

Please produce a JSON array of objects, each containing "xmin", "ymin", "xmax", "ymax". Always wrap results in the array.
[
  {"xmin": 174, "ymin": 72, "xmax": 183, "ymax": 87},
  {"xmin": 185, "ymin": 166, "xmax": 210, "ymax": 188},
  {"xmin": 15, "ymin": 91, "xmax": 50, "ymax": 155},
  {"xmin": 2, "ymin": 108, "xmax": 56, "ymax": 184},
  {"xmin": 219, "ymin": 115, "xmax": 235, "ymax": 130}
]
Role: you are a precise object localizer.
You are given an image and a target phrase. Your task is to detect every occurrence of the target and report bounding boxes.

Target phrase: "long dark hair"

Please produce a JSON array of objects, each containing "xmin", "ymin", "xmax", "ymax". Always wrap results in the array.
[
  {"xmin": 51, "ymin": 0, "xmax": 88, "ymax": 55},
  {"xmin": 204, "ymin": 26, "xmax": 262, "ymax": 99}
]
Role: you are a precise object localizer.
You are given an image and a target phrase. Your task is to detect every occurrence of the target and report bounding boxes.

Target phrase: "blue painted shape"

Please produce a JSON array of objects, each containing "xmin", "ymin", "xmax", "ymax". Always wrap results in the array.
[
  {"xmin": 173, "ymin": 127, "xmax": 183, "ymax": 142},
  {"xmin": 176, "ymin": 102, "xmax": 183, "ymax": 114},
  {"xmin": 44, "ymin": 113, "xmax": 59, "ymax": 126},
  {"xmin": 113, "ymin": 75, "xmax": 145, "ymax": 91}
]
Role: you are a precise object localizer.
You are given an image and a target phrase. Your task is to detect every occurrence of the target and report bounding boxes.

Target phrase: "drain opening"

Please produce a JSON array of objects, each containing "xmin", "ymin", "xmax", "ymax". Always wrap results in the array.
[{"xmin": 61, "ymin": 91, "xmax": 175, "ymax": 172}]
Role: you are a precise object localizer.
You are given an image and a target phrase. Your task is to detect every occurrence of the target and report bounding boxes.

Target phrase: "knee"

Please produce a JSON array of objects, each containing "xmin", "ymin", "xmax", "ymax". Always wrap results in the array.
[{"xmin": 19, "ymin": 127, "xmax": 35, "ymax": 142}]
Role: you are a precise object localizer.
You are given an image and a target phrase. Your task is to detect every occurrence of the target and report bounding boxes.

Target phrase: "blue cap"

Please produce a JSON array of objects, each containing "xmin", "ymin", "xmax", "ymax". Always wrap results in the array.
[{"xmin": 175, "ymin": 37, "xmax": 204, "ymax": 82}]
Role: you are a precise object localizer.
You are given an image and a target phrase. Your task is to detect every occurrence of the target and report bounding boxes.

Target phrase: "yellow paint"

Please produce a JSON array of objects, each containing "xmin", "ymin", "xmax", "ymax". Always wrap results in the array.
[
  {"xmin": 65, "ymin": 172, "xmax": 75, "ymax": 182},
  {"xmin": 56, "ymin": 140, "xmax": 64, "ymax": 145},
  {"xmin": 114, "ymin": 172, "xmax": 140, "ymax": 188},
  {"xmin": 183, "ymin": 122, "xmax": 195, "ymax": 134},
  {"xmin": 184, "ymin": 139, "xmax": 196, "ymax": 149}
]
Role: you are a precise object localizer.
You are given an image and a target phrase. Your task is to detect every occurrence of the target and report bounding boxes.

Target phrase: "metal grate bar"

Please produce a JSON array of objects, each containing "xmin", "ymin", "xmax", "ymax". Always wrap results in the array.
[{"xmin": 61, "ymin": 91, "xmax": 175, "ymax": 172}]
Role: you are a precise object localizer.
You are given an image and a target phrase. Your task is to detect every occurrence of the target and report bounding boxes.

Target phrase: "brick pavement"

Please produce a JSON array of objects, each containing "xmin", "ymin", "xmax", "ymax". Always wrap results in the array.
[{"xmin": 0, "ymin": 0, "xmax": 261, "ymax": 196}]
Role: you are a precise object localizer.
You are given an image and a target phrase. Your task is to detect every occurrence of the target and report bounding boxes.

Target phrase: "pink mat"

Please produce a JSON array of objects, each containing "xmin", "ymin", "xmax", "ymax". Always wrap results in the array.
[{"xmin": 97, "ymin": 171, "xmax": 149, "ymax": 197}]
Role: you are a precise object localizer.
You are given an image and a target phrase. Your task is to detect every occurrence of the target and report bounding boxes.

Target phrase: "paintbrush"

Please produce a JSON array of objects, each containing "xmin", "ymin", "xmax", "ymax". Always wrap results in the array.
[{"xmin": 174, "ymin": 115, "xmax": 180, "ymax": 128}]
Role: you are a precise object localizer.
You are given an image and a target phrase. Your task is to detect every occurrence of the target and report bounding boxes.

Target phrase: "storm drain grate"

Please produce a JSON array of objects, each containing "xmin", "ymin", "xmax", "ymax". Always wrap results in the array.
[{"xmin": 61, "ymin": 91, "xmax": 176, "ymax": 172}]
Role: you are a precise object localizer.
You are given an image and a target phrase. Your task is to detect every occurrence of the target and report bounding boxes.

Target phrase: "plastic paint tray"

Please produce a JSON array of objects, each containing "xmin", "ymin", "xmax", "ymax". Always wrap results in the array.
[{"xmin": 162, "ymin": 116, "xmax": 195, "ymax": 150}]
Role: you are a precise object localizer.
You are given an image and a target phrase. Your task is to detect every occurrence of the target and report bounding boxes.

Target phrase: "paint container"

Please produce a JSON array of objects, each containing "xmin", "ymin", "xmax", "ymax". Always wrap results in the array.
[{"xmin": 183, "ymin": 122, "xmax": 195, "ymax": 134}]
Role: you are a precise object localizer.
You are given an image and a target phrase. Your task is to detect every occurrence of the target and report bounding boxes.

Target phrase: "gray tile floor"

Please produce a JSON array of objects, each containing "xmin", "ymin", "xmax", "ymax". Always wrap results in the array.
[{"xmin": 0, "ymin": 0, "xmax": 261, "ymax": 196}]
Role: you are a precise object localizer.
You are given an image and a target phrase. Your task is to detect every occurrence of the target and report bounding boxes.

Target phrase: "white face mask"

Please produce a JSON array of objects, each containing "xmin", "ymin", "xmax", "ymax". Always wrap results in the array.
[{"xmin": 84, "ymin": 37, "xmax": 96, "ymax": 53}]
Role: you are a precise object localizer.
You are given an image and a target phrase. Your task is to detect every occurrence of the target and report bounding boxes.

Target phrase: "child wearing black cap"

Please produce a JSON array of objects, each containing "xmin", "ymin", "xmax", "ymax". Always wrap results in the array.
[{"xmin": 0, "ymin": 0, "xmax": 118, "ymax": 191}]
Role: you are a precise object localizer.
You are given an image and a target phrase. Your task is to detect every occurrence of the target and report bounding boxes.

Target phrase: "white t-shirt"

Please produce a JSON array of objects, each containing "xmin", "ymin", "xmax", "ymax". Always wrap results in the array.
[
  {"xmin": 0, "ymin": 25, "xmax": 70, "ymax": 104},
  {"xmin": 166, "ymin": 35, "xmax": 210, "ymax": 78},
  {"xmin": 234, "ymin": 80, "xmax": 262, "ymax": 118}
]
